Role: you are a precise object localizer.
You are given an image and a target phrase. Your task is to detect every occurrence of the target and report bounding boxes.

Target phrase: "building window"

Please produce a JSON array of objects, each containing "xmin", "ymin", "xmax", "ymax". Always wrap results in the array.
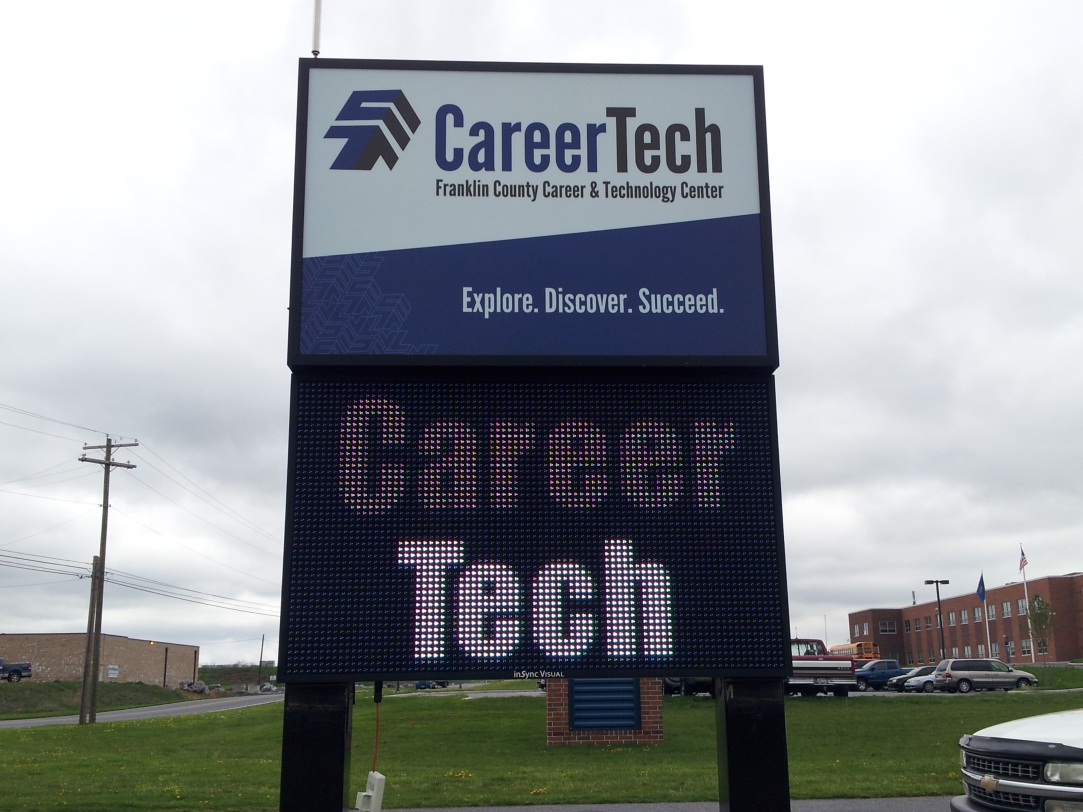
[
  {"xmin": 975, "ymin": 606, "xmax": 983, "ymax": 622},
  {"xmin": 879, "ymin": 621, "xmax": 897, "ymax": 634},
  {"xmin": 987, "ymin": 604, "xmax": 996, "ymax": 620},
  {"xmin": 1021, "ymin": 638, "xmax": 1032, "ymax": 657},
  {"xmin": 853, "ymin": 623, "xmax": 859, "ymax": 637},
  {"xmin": 1002, "ymin": 601, "xmax": 1012, "ymax": 618},
  {"xmin": 928, "ymin": 649, "xmax": 935, "ymax": 662},
  {"xmin": 948, "ymin": 611, "xmax": 956, "ymax": 627},
  {"xmin": 1036, "ymin": 637, "xmax": 1048, "ymax": 655},
  {"xmin": 964, "ymin": 645, "xmax": 972, "ymax": 657},
  {"xmin": 862, "ymin": 622, "xmax": 869, "ymax": 636},
  {"xmin": 978, "ymin": 644, "xmax": 986, "ymax": 657},
  {"xmin": 991, "ymin": 642, "xmax": 999, "ymax": 659},
  {"xmin": 924, "ymin": 616, "xmax": 932, "ymax": 630},
  {"xmin": 1017, "ymin": 598, "xmax": 1027, "ymax": 616},
  {"xmin": 1004, "ymin": 640, "xmax": 1014, "ymax": 659},
  {"xmin": 904, "ymin": 619, "xmax": 911, "ymax": 633},
  {"xmin": 960, "ymin": 609, "xmax": 968, "ymax": 625},
  {"xmin": 951, "ymin": 647, "xmax": 959, "ymax": 658}
]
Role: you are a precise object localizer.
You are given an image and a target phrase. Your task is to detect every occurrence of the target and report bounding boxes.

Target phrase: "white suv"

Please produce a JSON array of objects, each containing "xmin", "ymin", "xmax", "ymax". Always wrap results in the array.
[{"xmin": 952, "ymin": 708, "xmax": 1083, "ymax": 812}]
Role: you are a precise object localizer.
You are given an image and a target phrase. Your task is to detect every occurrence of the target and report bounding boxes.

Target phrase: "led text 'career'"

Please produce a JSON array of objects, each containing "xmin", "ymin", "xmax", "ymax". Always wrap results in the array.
[{"xmin": 338, "ymin": 398, "xmax": 737, "ymax": 514}]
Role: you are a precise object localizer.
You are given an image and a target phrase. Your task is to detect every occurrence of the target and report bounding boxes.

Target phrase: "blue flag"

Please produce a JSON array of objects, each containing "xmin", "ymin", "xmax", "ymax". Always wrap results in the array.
[{"xmin": 976, "ymin": 573, "xmax": 986, "ymax": 602}]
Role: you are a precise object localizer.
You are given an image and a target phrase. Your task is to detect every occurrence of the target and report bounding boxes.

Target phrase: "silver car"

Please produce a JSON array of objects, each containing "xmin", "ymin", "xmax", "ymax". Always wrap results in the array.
[
  {"xmin": 933, "ymin": 658, "xmax": 1038, "ymax": 693},
  {"xmin": 902, "ymin": 667, "xmax": 937, "ymax": 693}
]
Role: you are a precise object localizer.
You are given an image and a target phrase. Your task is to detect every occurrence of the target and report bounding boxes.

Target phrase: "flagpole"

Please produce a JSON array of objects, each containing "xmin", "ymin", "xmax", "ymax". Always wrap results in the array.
[
  {"xmin": 1020, "ymin": 546, "xmax": 1035, "ymax": 663},
  {"xmin": 978, "ymin": 572, "xmax": 991, "ymax": 657},
  {"xmin": 984, "ymin": 595, "xmax": 991, "ymax": 657}
]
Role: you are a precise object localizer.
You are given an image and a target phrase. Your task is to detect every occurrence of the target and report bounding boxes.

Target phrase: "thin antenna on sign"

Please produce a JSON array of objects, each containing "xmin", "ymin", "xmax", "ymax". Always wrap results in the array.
[{"xmin": 312, "ymin": 0, "xmax": 322, "ymax": 57}]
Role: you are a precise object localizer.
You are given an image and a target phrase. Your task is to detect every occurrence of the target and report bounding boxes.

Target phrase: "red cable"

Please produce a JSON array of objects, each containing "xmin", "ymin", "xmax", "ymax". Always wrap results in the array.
[{"xmin": 371, "ymin": 700, "xmax": 380, "ymax": 773}]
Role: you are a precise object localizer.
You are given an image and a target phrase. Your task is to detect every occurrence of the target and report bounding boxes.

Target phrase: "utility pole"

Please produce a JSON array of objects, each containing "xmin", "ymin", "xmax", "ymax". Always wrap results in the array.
[
  {"xmin": 78, "ymin": 437, "xmax": 137, "ymax": 724},
  {"xmin": 79, "ymin": 555, "xmax": 101, "ymax": 724},
  {"xmin": 257, "ymin": 634, "xmax": 265, "ymax": 687}
]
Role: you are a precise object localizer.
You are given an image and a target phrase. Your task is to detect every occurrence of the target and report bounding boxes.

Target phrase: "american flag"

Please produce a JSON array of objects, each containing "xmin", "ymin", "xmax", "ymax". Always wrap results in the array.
[{"xmin": 1019, "ymin": 547, "xmax": 1028, "ymax": 572}]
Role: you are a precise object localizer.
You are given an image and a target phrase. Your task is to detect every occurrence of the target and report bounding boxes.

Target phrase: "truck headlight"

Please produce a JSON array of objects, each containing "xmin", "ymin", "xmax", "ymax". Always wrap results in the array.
[{"xmin": 1045, "ymin": 762, "xmax": 1083, "ymax": 785}]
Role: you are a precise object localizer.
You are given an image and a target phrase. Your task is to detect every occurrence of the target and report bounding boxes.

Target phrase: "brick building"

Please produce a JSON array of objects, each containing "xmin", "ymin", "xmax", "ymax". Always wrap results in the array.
[
  {"xmin": 0, "ymin": 632, "xmax": 200, "ymax": 686},
  {"xmin": 846, "ymin": 571, "xmax": 1083, "ymax": 666}
]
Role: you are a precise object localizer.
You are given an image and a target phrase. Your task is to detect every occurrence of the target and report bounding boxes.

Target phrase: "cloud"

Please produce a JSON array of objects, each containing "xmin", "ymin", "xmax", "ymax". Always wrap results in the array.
[{"xmin": 2, "ymin": 0, "xmax": 1081, "ymax": 666}]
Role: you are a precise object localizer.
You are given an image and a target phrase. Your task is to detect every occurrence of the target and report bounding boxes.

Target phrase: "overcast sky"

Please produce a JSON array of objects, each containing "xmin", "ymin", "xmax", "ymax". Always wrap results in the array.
[{"xmin": 2, "ymin": 1, "xmax": 1081, "ymax": 667}]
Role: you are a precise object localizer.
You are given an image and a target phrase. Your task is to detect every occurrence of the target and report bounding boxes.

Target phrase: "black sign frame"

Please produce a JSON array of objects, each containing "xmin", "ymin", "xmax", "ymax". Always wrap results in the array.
[{"xmin": 277, "ymin": 366, "xmax": 789, "ymax": 683}]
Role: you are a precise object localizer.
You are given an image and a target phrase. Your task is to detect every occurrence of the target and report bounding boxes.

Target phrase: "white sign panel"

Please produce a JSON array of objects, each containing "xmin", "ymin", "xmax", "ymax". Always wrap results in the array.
[{"xmin": 289, "ymin": 60, "xmax": 776, "ymax": 366}]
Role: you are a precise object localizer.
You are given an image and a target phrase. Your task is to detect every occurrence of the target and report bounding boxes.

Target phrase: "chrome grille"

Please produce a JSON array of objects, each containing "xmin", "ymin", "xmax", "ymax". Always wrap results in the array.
[
  {"xmin": 965, "ymin": 752, "xmax": 1041, "ymax": 781},
  {"xmin": 968, "ymin": 783, "xmax": 1040, "ymax": 810}
]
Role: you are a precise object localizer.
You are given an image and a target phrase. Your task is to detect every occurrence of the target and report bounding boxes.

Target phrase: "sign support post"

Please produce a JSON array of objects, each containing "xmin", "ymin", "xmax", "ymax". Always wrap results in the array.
[
  {"xmin": 280, "ymin": 683, "xmax": 353, "ymax": 812},
  {"xmin": 716, "ymin": 679, "xmax": 790, "ymax": 811}
]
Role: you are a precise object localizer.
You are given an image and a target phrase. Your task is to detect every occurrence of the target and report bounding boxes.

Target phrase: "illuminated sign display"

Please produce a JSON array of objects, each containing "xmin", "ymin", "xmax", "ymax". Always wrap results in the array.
[
  {"xmin": 279, "ymin": 373, "xmax": 788, "ymax": 681},
  {"xmin": 289, "ymin": 60, "xmax": 776, "ymax": 367}
]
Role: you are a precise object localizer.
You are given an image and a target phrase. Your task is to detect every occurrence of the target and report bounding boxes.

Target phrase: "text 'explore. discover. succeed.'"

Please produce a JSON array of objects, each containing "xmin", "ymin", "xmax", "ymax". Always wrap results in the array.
[{"xmin": 462, "ymin": 286, "xmax": 722, "ymax": 318}]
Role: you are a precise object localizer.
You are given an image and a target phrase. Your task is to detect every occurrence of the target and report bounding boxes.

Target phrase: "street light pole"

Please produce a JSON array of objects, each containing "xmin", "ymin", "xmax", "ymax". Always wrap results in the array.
[{"xmin": 925, "ymin": 579, "xmax": 950, "ymax": 661}]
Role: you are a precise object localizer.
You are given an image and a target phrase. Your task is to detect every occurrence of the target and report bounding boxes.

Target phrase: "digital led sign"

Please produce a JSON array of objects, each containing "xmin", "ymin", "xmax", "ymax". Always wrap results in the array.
[
  {"xmin": 279, "ymin": 372, "xmax": 788, "ymax": 682},
  {"xmin": 289, "ymin": 60, "xmax": 776, "ymax": 367}
]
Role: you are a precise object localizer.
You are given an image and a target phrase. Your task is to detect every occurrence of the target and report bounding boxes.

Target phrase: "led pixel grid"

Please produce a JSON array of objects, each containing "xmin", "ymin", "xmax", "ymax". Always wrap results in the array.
[{"xmin": 280, "ymin": 374, "xmax": 788, "ymax": 681}]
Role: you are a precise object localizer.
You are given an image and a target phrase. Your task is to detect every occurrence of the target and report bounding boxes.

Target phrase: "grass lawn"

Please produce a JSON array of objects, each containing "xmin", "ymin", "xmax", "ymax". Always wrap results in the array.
[{"xmin": 2, "ymin": 675, "xmax": 1082, "ymax": 810}]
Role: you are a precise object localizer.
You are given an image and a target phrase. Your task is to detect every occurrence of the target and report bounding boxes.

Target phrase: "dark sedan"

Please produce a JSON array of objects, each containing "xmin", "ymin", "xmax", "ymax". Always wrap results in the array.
[{"xmin": 885, "ymin": 665, "xmax": 935, "ymax": 692}]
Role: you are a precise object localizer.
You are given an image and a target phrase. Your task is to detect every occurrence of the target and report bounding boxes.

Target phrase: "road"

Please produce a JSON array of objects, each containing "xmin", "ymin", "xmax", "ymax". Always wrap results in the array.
[
  {"xmin": 0, "ymin": 691, "xmax": 283, "ymax": 729},
  {"xmin": 386, "ymin": 800, "xmax": 954, "ymax": 812}
]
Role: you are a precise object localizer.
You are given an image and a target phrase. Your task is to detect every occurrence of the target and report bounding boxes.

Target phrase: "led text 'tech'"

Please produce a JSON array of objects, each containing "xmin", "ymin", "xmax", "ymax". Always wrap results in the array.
[
  {"xmin": 338, "ymin": 398, "xmax": 736, "ymax": 513},
  {"xmin": 398, "ymin": 538, "xmax": 674, "ymax": 662}
]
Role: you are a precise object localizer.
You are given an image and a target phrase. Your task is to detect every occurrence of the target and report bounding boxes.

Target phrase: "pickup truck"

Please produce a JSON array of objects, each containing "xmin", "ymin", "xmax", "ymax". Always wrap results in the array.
[
  {"xmin": 0, "ymin": 658, "xmax": 32, "ymax": 683},
  {"xmin": 787, "ymin": 638, "xmax": 857, "ymax": 697},
  {"xmin": 854, "ymin": 658, "xmax": 907, "ymax": 691},
  {"xmin": 663, "ymin": 639, "xmax": 857, "ymax": 698}
]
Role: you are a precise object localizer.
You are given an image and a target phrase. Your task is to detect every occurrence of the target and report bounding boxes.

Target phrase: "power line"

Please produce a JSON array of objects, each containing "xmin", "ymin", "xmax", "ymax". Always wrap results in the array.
[
  {"xmin": 136, "ymin": 444, "xmax": 280, "ymax": 544},
  {"xmin": 108, "ymin": 566, "xmax": 279, "ymax": 612},
  {"xmin": 0, "ymin": 488, "xmax": 99, "ymax": 505},
  {"xmin": 0, "ymin": 402, "xmax": 281, "ymax": 585},
  {"xmin": 0, "ymin": 508, "xmax": 98, "ymax": 551},
  {"xmin": 126, "ymin": 472, "xmax": 279, "ymax": 558},
  {"xmin": 0, "ymin": 418, "xmax": 86, "ymax": 443},
  {"xmin": 6, "ymin": 469, "xmax": 98, "ymax": 490},
  {"xmin": 0, "ymin": 550, "xmax": 92, "ymax": 578},
  {"xmin": 110, "ymin": 507, "xmax": 280, "ymax": 587},
  {"xmin": 106, "ymin": 578, "xmax": 279, "ymax": 617},
  {"xmin": 0, "ymin": 551, "xmax": 278, "ymax": 616},
  {"xmin": 0, "ymin": 402, "xmax": 128, "ymax": 440},
  {"xmin": 0, "ymin": 577, "xmax": 78, "ymax": 589},
  {"xmin": 1, "ymin": 458, "xmax": 83, "ymax": 486}
]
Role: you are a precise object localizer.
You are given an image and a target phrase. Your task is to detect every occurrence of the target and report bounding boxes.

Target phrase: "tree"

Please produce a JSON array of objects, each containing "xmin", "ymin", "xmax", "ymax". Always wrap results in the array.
[{"xmin": 1028, "ymin": 595, "xmax": 1056, "ymax": 664}]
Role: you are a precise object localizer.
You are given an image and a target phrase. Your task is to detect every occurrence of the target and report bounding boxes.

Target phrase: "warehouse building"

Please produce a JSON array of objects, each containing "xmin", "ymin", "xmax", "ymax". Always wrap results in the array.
[{"xmin": 0, "ymin": 632, "xmax": 199, "ymax": 686}]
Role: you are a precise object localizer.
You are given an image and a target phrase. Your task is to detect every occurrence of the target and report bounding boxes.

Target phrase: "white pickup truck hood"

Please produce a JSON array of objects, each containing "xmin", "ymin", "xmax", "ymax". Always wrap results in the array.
[{"xmin": 974, "ymin": 708, "xmax": 1083, "ymax": 748}]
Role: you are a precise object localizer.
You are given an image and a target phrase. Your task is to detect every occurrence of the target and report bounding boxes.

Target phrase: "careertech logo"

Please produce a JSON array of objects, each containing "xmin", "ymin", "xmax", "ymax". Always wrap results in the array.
[{"xmin": 325, "ymin": 90, "xmax": 421, "ymax": 170}]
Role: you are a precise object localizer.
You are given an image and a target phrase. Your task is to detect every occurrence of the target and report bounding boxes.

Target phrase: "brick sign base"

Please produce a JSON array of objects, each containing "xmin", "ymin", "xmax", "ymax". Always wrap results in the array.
[{"xmin": 546, "ymin": 678, "xmax": 664, "ymax": 745}]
